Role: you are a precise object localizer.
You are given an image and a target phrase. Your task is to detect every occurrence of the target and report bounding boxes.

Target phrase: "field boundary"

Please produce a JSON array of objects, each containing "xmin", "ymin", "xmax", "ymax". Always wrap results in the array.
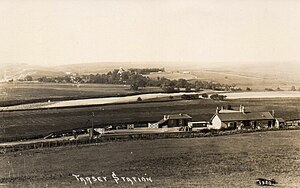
[{"xmin": 1, "ymin": 127, "xmax": 300, "ymax": 154}]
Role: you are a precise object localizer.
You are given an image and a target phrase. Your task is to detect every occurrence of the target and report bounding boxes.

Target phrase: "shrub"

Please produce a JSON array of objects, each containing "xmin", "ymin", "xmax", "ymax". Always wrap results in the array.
[{"xmin": 210, "ymin": 94, "xmax": 227, "ymax": 100}]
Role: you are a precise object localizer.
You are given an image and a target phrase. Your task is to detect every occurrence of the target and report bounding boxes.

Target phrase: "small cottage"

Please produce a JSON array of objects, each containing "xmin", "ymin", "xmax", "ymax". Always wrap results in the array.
[{"xmin": 148, "ymin": 114, "xmax": 192, "ymax": 128}]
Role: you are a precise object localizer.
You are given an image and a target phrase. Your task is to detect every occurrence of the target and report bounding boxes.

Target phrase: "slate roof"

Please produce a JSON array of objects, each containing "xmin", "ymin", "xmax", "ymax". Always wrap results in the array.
[
  {"xmin": 219, "ymin": 109, "xmax": 241, "ymax": 113},
  {"xmin": 167, "ymin": 114, "xmax": 192, "ymax": 120},
  {"xmin": 156, "ymin": 114, "xmax": 192, "ymax": 124},
  {"xmin": 214, "ymin": 112, "xmax": 274, "ymax": 122}
]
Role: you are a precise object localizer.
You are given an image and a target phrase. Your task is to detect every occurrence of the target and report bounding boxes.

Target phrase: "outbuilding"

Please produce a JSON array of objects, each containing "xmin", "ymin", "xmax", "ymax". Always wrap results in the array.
[
  {"xmin": 148, "ymin": 114, "xmax": 192, "ymax": 128},
  {"xmin": 275, "ymin": 118, "xmax": 285, "ymax": 128}
]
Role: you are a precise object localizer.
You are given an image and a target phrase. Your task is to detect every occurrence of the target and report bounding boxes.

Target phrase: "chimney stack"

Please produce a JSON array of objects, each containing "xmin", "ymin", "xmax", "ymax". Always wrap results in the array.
[
  {"xmin": 271, "ymin": 110, "xmax": 275, "ymax": 117},
  {"xmin": 240, "ymin": 105, "xmax": 245, "ymax": 113},
  {"xmin": 216, "ymin": 107, "xmax": 220, "ymax": 114}
]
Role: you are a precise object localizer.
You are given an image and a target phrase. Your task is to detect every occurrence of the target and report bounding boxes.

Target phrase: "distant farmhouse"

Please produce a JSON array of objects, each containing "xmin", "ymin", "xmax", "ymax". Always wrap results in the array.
[
  {"xmin": 148, "ymin": 114, "xmax": 192, "ymax": 128},
  {"xmin": 209, "ymin": 105, "xmax": 276, "ymax": 130}
]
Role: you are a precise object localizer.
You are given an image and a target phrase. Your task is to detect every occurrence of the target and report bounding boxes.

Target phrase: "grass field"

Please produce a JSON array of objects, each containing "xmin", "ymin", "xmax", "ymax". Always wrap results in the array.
[
  {"xmin": 0, "ymin": 82, "xmax": 162, "ymax": 106},
  {"xmin": 1, "ymin": 97, "xmax": 300, "ymax": 142},
  {"xmin": 146, "ymin": 69, "xmax": 300, "ymax": 91},
  {"xmin": 0, "ymin": 130, "xmax": 299, "ymax": 187}
]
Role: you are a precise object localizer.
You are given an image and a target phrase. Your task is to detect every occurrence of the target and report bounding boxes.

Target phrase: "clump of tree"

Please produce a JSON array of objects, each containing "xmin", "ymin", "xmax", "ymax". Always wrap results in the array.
[
  {"xmin": 246, "ymin": 87, "xmax": 252, "ymax": 91},
  {"xmin": 201, "ymin": 93, "xmax": 208, "ymax": 98},
  {"xmin": 230, "ymin": 87, "xmax": 243, "ymax": 92},
  {"xmin": 210, "ymin": 94, "xmax": 227, "ymax": 100},
  {"xmin": 37, "ymin": 75, "xmax": 82, "ymax": 84},
  {"xmin": 265, "ymin": 88, "xmax": 274, "ymax": 91},
  {"xmin": 128, "ymin": 68, "xmax": 165, "ymax": 75},
  {"xmin": 24, "ymin": 75, "xmax": 33, "ymax": 81},
  {"xmin": 162, "ymin": 86, "xmax": 179, "ymax": 93},
  {"xmin": 181, "ymin": 94, "xmax": 199, "ymax": 100},
  {"xmin": 291, "ymin": 86, "xmax": 296, "ymax": 91}
]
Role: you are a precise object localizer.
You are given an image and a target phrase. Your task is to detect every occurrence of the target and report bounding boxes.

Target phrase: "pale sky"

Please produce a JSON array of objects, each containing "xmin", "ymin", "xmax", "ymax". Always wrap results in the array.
[{"xmin": 1, "ymin": 0, "xmax": 300, "ymax": 67}]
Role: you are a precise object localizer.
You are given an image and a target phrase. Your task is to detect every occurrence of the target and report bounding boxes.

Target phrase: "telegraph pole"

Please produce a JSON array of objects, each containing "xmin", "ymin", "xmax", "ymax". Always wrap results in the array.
[
  {"xmin": 89, "ymin": 112, "xmax": 95, "ymax": 141},
  {"xmin": 92, "ymin": 112, "xmax": 94, "ymax": 131}
]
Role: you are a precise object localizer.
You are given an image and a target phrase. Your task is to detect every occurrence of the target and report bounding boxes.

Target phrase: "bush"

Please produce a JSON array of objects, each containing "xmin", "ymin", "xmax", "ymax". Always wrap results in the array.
[
  {"xmin": 210, "ymin": 94, "xmax": 227, "ymax": 100},
  {"xmin": 162, "ymin": 86, "xmax": 178, "ymax": 93},
  {"xmin": 181, "ymin": 94, "xmax": 199, "ymax": 100},
  {"xmin": 201, "ymin": 93, "xmax": 208, "ymax": 98},
  {"xmin": 265, "ymin": 88, "xmax": 274, "ymax": 91}
]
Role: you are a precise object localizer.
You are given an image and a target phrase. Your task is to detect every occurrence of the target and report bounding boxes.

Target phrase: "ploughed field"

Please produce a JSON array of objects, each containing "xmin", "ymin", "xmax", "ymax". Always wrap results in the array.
[
  {"xmin": 0, "ymin": 98, "xmax": 300, "ymax": 142},
  {"xmin": 0, "ymin": 130, "xmax": 299, "ymax": 187}
]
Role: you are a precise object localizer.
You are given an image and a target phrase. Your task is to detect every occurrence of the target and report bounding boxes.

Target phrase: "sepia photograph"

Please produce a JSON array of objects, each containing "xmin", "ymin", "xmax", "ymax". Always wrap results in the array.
[{"xmin": 0, "ymin": 0, "xmax": 300, "ymax": 187}]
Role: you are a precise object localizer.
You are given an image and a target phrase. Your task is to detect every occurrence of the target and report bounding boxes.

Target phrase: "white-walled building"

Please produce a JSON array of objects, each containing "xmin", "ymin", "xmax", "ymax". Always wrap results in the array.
[{"xmin": 209, "ymin": 105, "xmax": 275, "ymax": 130}]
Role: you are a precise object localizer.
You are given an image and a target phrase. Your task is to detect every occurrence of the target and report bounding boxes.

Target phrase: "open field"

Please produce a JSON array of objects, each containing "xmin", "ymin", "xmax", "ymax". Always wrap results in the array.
[
  {"xmin": 145, "ymin": 69, "xmax": 299, "ymax": 91},
  {"xmin": 0, "ymin": 92, "xmax": 202, "ymax": 111},
  {"xmin": 0, "ymin": 82, "xmax": 162, "ymax": 106},
  {"xmin": 0, "ymin": 130, "xmax": 299, "ymax": 187},
  {"xmin": 1, "ymin": 98, "xmax": 300, "ymax": 142},
  {"xmin": 223, "ymin": 91, "xmax": 300, "ymax": 99}
]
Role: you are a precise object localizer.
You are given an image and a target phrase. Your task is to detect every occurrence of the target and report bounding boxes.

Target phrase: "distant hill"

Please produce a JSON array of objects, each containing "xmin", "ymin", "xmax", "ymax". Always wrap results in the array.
[
  {"xmin": 190, "ymin": 62, "xmax": 300, "ymax": 91},
  {"xmin": 0, "ymin": 63, "xmax": 64, "ymax": 81},
  {"xmin": 52, "ymin": 62, "xmax": 168, "ymax": 74},
  {"xmin": 1, "ymin": 62, "xmax": 299, "ymax": 91}
]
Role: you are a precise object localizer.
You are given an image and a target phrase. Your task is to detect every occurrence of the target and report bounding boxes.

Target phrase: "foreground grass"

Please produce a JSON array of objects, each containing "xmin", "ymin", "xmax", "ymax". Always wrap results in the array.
[{"xmin": 0, "ymin": 130, "xmax": 299, "ymax": 187}]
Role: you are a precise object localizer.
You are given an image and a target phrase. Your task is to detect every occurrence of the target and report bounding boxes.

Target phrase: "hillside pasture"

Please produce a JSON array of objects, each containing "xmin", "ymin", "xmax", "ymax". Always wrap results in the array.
[{"xmin": 191, "ymin": 70, "xmax": 298, "ymax": 91}]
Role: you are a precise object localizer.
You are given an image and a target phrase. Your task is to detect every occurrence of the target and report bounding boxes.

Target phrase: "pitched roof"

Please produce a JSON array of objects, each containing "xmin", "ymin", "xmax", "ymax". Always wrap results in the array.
[
  {"xmin": 157, "ymin": 119, "xmax": 168, "ymax": 124},
  {"xmin": 275, "ymin": 118, "xmax": 285, "ymax": 122},
  {"xmin": 156, "ymin": 114, "xmax": 192, "ymax": 124},
  {"xmin": 167, "ymin": 114, "xmax": 192, "ymax": 120},
  {"xmin": 219, "ymin": 109, "xmax": 241, "ymax": 113},
  {"xmin": 215, "ymin": 112, "xmax": 274, "ymax": 122}
]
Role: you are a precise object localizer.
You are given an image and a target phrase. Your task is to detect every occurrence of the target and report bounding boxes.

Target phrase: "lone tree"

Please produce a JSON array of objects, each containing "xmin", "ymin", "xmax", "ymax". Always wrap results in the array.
[
  {"xmin": 129, "ymin": 74, "xmax": 147, "ymax": 91},
  {"xmin": 201, "ymin": 93, "xmax": 208, "ymax": 98},
  {"xmin": 291, "ymin": 86, "xmax": 296, "ymax": 91},
  {"xmin": 130, "ymin": 82, "xmax": 139, "ymax": 91}
]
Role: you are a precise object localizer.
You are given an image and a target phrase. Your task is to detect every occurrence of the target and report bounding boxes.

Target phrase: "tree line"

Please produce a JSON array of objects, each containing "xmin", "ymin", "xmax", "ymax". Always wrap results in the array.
[{"xmin": 36, "ymin": 69, "xmax": 237, "ymax": 91}]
